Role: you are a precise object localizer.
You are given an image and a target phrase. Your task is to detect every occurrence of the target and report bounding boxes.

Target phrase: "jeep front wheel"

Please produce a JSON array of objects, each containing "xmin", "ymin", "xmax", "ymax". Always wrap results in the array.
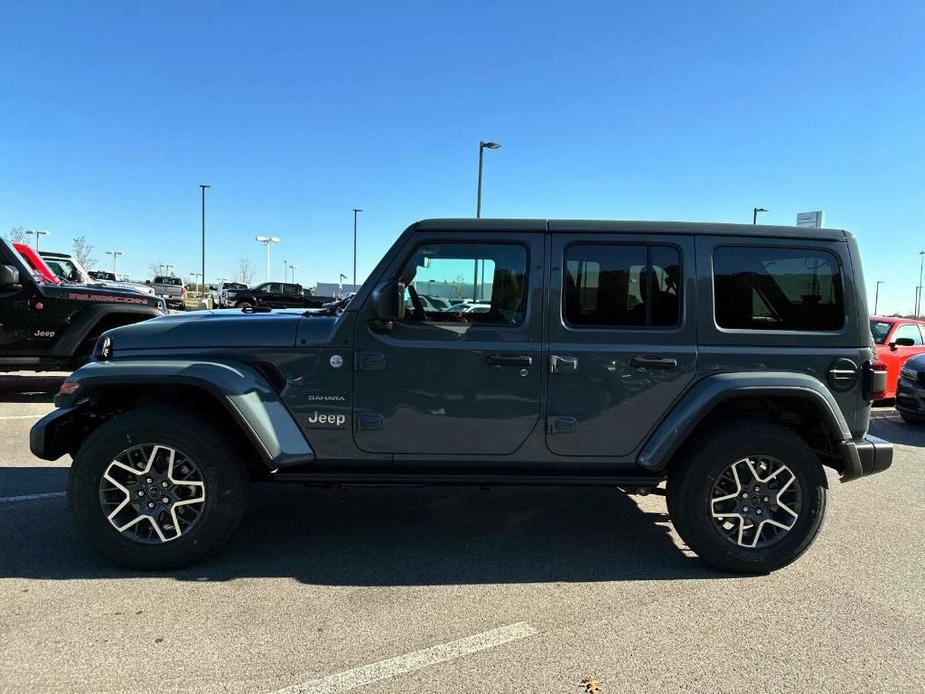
[
  {"xmin": 68, "ymin": 405, "xmax": 248, "ymax": 570},
  {"xmin": 667, "ymin": 422, "xmax": 827, "ymax": 574}
]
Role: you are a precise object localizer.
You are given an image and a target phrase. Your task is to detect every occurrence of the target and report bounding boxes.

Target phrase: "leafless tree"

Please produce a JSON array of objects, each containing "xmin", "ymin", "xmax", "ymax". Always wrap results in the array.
[
  {"xmin": 6, "ymin": 226, "xmax": 27, "ymax": 244},
  {"xmin": 236, "ymin": 258, "xmax": 256, "ymax": 285},
  {"xmin": 72, "ymin": 236, "xmax": 97, "ymax": 269}
]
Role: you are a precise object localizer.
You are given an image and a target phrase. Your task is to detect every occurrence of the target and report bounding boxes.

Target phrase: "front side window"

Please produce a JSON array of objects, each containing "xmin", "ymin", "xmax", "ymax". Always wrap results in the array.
[
  {"xmin": 893, "ymin": 323, "xmax": 924, "ymax": 346},
  {"xmin": 714, "ymin": 247, "xmax": 844, "ymax": 331},
  {"xmin": 563, "ymin": 244, "xmax": 681, "ymax": 328},
  {"xmin": 397, "ymin": 242, "xmax": 528, "ymax": 325}
]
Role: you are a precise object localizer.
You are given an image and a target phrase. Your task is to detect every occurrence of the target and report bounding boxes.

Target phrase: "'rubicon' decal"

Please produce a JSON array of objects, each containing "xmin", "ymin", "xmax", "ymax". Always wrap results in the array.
[{"xmin": 66, "ymin": 292, "xmax": 149, "ymax": 305}]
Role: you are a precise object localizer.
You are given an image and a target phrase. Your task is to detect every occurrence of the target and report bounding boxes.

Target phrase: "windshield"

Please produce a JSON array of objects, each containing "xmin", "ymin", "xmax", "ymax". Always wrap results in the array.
[
  {"xmin": 43, "ymin": 257, "xmax": 87, "ymax": 284},
  {"xmin": 870, "ymin": 320, "xmax": 892, "ymax": 345}
]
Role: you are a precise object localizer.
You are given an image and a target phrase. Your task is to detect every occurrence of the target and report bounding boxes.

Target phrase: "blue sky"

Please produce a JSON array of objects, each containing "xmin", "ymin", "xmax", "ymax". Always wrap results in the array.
[{"xmin": 1, "ymin": 1, "xmax": 923, "ymax": 313}]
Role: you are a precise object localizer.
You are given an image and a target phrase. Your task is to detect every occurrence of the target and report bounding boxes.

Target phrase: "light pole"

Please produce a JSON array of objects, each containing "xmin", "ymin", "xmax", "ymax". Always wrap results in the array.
[
  {"xmin": 338, "ymin": 272, "xmax": 347, "ymax": 298},
  {"xmin": 874, "ymin": 281, "xmax": 884, "ymax": 315},
  {"xmin": 916, "ymin": 251, "xmax": 925, "ymax": 319},
  {"xmin": 752, "ymin": 207, "xmax": 767, "ymax": 225},
  {"xmin": 256, "ymin": 236, "xmax": 280, "ymax": 282},
  {"xmin": 352, "ymin": 208, "xmax": 362, "ymax": 290},
  {"xmin": 165, "ymin": 264, "xmax": 175, "ymax": 276},
  {"xmin": 476, "ymin": 141, "xmax": 502, "ymax": 218},
  {"xmin": 283, "ymin": 259, "xmax": 287, "ymax": 283},
  {"xmin": 190, "ymin": 272, "xmax": 203, "ymax": 293},
  {"xmin": 106, "ymin": 250, "xmax": 124, "ymax": 275},
  {"xmin": 26, "ymin": 229, "xmax": 50, "ymax": 250},
  {"xmin": 289, "ymin": 264, "xmax": 297, "ymax": 283},
  {"xmin": 159, "ymin": 264, "xmax": 166, "ymax": 276},
  {"xmin": 200, "ymin": 184, "xmax": 209, "ymax": 299}
]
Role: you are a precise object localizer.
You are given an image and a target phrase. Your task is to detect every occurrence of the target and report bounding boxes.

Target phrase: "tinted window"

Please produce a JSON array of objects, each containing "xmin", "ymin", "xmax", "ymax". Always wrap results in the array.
[
  {"xmin": 397, "ymin": 242, "xmax": 527, "ymax": 325},
  {"xmin": 563, "ymin": 244, "xmax": 681, "ymax": 328},
  {"xmin": 283, "ymin": 283, "xmax": 300, "ymax": 294},
  {"xmin": 870, "ymin": 320, "xmax": 892, "ymax": 345},
  {"xmin": 894, "ymin": 323, "xmax": 924, "ymax": 345},
  {"xmin": 714, "ymin": 247, "xmax": 844, "ymax": 331}
]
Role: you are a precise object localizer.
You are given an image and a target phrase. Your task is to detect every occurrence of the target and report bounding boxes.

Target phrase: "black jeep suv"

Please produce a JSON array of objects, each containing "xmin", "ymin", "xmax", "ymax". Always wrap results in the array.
[
  {"xmin": 31, "ymin": 219, "xmax": 892, "ymax": 573},
  {"xmin": 0, "ymin": 239, "xmax": 166, "ymax": 371}
]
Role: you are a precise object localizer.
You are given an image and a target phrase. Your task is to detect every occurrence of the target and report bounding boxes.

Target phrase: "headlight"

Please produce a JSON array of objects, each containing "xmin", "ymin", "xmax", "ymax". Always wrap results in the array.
[
  {"xmin": 93, "ymin": 336, "xmax": 113, "ymax": 361},
  {"xmin": 157, "ymin": 299, "xmax": 167, "ymax": 311},
  {"xmin": 225, "ymin": 291, "xmax": 237, "ymax": 298}
]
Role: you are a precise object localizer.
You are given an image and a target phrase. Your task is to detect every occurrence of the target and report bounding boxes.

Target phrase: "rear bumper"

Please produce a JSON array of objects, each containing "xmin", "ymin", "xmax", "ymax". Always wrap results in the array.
[{"xmin": 838, "ymin": 434, "xmax": 893, "ymax": 482}]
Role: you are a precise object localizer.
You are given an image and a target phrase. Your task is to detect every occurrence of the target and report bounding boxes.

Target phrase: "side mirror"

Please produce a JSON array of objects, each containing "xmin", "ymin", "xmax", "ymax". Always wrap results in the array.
[
  {"xmin": 370, "ymin": 281, "xmax": 405, "ymax": 327},
  {"xmin": 0, "ymin": 265, "xmax": 20, "ymax": 288},
  {"xmin": 893, "ymin": 337, "xmax": 916, "ymax": 348}
]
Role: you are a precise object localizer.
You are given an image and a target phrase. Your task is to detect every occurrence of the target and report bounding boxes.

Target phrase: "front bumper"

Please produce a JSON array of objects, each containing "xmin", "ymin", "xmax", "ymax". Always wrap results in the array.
[
  {"xmin": 30, "ymin": 406, "xmax": 82, "ymax": 461},
  {"xmin": 895, "ymin": 375, "xmax": 925, "ymax": 416},
  {"xmin": 838, "ymin": 434, "xmax": 893, "ymax": 482}
]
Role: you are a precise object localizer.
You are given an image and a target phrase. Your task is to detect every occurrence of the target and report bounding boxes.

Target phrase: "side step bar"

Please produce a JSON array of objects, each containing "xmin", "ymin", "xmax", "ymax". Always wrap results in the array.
[{"xmin": 269, "ymin": 471, "xmax": 662, "ymax": 488}]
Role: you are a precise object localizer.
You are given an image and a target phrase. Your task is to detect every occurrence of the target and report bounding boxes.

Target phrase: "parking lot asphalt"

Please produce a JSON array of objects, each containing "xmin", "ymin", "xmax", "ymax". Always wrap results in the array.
[{"xmin": 0, "ymin": 374, "xmax": 923, "ymax": 694}]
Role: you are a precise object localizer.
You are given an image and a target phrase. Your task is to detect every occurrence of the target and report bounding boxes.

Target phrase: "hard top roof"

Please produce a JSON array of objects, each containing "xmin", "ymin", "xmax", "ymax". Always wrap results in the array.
[{"xmin": 412, "ymin": 218, "xmax": 849, "ymax": 241}]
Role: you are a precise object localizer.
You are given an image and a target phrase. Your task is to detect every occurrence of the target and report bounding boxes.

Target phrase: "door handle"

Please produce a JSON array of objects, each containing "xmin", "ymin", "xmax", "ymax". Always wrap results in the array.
[
  {"xmin": 629, "ymin": 356, "xmax": 678, "ymax": 369},
  {"xmin": 486, "ymin": 354, "xmax": 533, "ymax": 367},
  {"xmin": 549, "ymin": 355, "xmax": 578, "ymax": 373}
]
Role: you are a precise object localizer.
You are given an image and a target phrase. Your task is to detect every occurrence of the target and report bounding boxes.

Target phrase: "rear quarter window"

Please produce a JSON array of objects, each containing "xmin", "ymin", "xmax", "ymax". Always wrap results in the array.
[{"xmin": 713, "ymin": 246, "xmax": 844, "ymax": 332}]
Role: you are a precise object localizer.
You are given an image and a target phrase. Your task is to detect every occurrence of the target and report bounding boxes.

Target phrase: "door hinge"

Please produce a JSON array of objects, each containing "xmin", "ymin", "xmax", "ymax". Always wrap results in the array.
[
  {"xmin": 547, "ymin": 416, "xmax": 577, "ymax": 434},
  {"xmin": 357, "ymin": 351, "xmax": 386, "ymax": 371},
  {"xmin": 356, "ymin": 413, "xmax": 384, "ymax": 431}
]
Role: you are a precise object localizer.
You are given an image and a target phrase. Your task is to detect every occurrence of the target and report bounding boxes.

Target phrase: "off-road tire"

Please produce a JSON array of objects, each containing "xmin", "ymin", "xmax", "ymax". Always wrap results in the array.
[
  {"xmin": 235, "ymin": 301, "xmax": 254, "ymax": 310},
  {"xmin": 667, "ymin": 421, "xmax": 827, "ymax": 574},
  {"xmin": 68, "ymin": 405, "xmax": 249, "ymax": 570},
  {"xmin": 899, "ymin": 411, "xmax": 925, "ymax": 426}
]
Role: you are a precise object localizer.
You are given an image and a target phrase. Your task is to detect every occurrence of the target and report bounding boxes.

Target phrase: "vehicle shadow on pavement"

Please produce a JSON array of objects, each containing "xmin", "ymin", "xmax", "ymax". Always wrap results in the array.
[
  {"xmin": 869, "ymin": 412, "xmax": 925, "ymax": 447},
  {"xmin": 0, "ymin": 374, "xmax": 66, "ymax": 403},
  {"xmin": 0, "ymin": 478, "xmax": 728, "ymax": 583}
]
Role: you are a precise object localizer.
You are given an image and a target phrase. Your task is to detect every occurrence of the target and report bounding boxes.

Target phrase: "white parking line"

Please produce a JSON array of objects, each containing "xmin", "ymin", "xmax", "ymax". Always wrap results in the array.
[
  {"xmin": 0, "ymin": 491, "xmax": 66, "ymax": 503},
  {"xmin": 0, "ymin": 414, "xmax": 44, "ymax": 420},
  {"xmin": 272, "ymin": 621, "xmax": 538, "ymax": 694}
]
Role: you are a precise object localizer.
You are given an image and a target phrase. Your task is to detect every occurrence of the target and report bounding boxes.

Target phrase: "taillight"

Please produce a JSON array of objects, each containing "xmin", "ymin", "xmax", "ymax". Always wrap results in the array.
[{"xmin": 865, "ymin": 359, "xmax": 888, "ymax": 401}]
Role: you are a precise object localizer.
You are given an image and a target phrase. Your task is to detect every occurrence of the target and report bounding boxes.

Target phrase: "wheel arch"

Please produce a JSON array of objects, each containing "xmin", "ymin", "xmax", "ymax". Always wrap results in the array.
[
  {"xmin": 32, "ymin": 360, "xmax": 314, "ymax": 470},
  {"xmin": 639, "ymin": 372, "xmax": 853, "ymax": 477}
]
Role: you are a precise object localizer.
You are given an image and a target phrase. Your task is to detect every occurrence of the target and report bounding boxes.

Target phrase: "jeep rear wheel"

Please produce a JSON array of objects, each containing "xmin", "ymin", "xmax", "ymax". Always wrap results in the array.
[
  {"xmin": 68, "ymin": 405, "xmax": 248, "ymax": 570},
  {"xmin": 667, "ymin": 422, "xmax": 827, "ymax": 574}
]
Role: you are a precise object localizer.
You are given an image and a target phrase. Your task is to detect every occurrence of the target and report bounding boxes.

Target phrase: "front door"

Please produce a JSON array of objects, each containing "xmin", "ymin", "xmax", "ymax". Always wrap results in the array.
[
  {"xmin": 353, "ymin": 233, "xmax": 544, "ymax": 455},
  {"xmin": 545, "ymin": 231, "xmax": 697, "ymax": 457}
]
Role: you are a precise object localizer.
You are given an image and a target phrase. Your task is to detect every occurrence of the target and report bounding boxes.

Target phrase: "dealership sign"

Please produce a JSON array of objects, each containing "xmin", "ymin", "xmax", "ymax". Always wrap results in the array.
[{"xmin": 796, "ymin": 210, "xmax": 825, "ymax": 228}]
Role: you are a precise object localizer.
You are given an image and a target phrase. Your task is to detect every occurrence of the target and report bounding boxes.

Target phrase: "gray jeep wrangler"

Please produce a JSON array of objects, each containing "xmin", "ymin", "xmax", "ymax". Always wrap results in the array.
[{"xmin": 31, "ymin": 219, "xmax": 892, "ymax": 573}]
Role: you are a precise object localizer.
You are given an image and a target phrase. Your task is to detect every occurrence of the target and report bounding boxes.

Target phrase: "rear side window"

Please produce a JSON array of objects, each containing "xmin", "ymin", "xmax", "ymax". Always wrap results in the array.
[
  {"xmin": 563, "ymin": 244, "xmax": 681, "ymax": 328},
  {"xmin": 714, "ymin": 247, "xmax": 844, "ymax": 331}
]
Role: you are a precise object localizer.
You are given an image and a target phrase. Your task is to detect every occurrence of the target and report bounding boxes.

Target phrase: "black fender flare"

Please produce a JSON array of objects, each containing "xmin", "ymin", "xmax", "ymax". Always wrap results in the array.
[
  {"xmin": 33, "ymin": 359, "xmax": 314, "ymax": 469},
  {"xmin": 51, "ymin": 305, "xmax": 164, "ymax": 358},
  {"xmin": 637, "ymin": 372, "xmax": 852, "ymax": 473}
]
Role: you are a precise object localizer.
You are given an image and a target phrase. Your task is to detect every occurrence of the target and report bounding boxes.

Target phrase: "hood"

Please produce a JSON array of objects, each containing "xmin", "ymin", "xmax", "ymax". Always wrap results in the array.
[{"xmin": 105, "ymin": 309, "xmax": 340, "ymax": 352}]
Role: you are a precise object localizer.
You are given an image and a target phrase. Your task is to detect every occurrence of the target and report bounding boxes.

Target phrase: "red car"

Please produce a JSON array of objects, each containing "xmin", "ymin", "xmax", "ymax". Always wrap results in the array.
[{"xmin": 870, "ymin": 316, "xmax": 925, "ymax": 398}]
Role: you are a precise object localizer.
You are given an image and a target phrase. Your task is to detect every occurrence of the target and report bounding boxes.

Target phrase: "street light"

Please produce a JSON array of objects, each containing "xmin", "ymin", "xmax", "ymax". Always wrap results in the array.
[
  {"xmin": 752, "ymin": 207, "xmax": 767, "ymax": 225},
  {"xmin": 190, "ymin": 272, "xmax": 203, "ymax": 293},
  {"xmin": 25, "ymin": 229, "xmax": 50, "ymax": 250},
  {"xmin": 874, "ymin": 281, "xmax": 885, "ymax": 315},
  {"xmin": 352, "ymin": 208, "xmax": 363, "ymax": 290},
  {"xmin": 256, "ymin": 236, "xmax": 281, "ymax": 282},
  {"xmin": 283, "ymin": 259, "xmax": 287, "ymax": 283},
  {"xmin": 289, "ymin": 264, "xmax": 297, "ymax": 283},
  {"xmin": 200, "ymin": 184, "xmax": 210, "ymax": 300},
  {"xmin": 916, "ymin": 251, "xmax": 925, "ymax": 319},
  {"xmin": 476, "ymin": 141, "xmax": 502, "ymax": 218},
  {"xmin": 165, "ymin": 264, "xmax": 175, "ymax": 276},
  {"xmin": 106, "ymin": 250, "xmax": 124, "ymax": 275}
]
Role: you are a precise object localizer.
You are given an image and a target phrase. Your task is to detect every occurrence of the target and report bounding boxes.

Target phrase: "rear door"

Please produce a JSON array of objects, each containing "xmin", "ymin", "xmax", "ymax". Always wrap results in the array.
[{"xmin": 545, "ymin": 231, "xmax": 697, "ymax": 456}]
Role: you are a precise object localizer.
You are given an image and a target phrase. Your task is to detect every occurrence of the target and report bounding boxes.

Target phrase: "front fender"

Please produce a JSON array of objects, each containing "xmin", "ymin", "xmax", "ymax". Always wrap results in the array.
[
  {"xmin": 41, "ymin": 359, "xmax": 314, "ymax": 468},
  {"xmin": 637, "ymin": 372, "xmax": 852, "ymax": 473}
]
